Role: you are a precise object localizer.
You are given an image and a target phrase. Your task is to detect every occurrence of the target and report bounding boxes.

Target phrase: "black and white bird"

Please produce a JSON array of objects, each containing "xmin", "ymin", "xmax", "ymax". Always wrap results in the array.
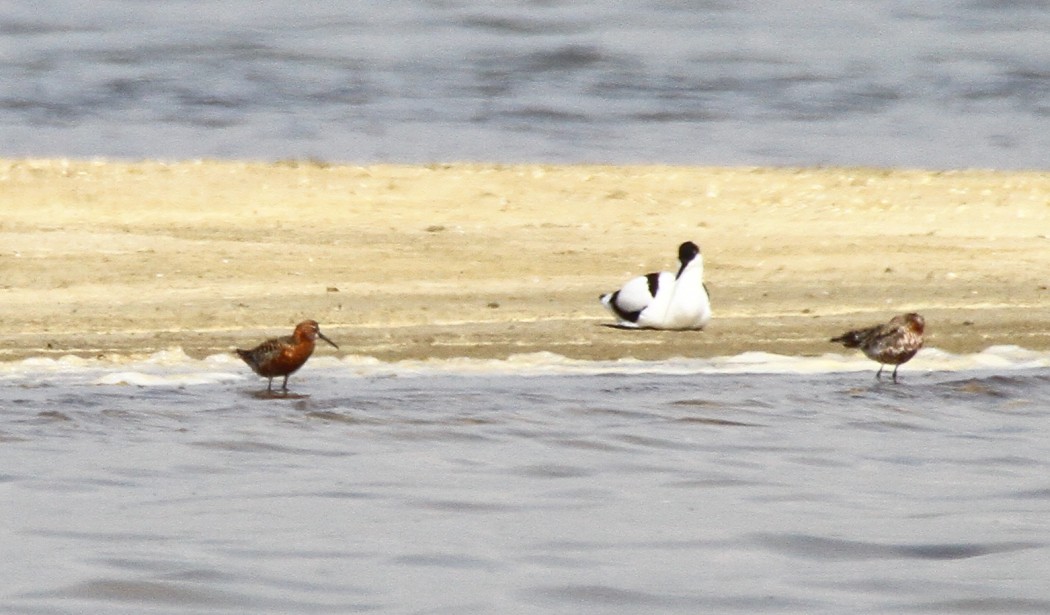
[{"xmin": 600, "ymin": 241, "xmax": 712, "ymax": 330}]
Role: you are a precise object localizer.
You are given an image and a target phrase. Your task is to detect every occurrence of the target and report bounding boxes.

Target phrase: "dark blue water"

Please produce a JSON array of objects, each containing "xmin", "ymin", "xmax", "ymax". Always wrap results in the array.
[
  {"xmin": 2, "ymin": 352, "xmax": 1050, "ymax": 613},
  {"xmin": 2, "ymin": 1, "xmax": 1048, "ymax": 167}
]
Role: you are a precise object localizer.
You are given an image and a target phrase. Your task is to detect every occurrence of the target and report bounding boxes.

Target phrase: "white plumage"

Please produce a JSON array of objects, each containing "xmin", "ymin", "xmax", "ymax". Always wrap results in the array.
[{"xmin": 599, "ymin": 241, "xmax": 712, "ymax": 330}]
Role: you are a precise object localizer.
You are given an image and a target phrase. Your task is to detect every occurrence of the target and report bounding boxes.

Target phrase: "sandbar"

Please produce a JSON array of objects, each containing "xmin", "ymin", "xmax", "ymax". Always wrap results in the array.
[{"xmin": 2, "ymin": 159, "xmax": 1048, "ymax": 362}]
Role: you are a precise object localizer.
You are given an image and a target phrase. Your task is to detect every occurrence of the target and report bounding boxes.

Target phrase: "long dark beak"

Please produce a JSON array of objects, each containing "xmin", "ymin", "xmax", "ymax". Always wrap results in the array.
[{"xmin": 318, "ymin": 331, "xmax": 339, "ymax": 349}]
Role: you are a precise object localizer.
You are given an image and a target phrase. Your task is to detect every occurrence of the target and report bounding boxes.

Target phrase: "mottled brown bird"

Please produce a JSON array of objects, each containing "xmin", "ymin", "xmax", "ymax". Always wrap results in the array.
[
  {"xmin": 236, "ymin": 320, "xmax": 339, "ymax": 393},
  {"xmin": 831, "ymin": 313, "xmax": 925, "ymax": 383}
]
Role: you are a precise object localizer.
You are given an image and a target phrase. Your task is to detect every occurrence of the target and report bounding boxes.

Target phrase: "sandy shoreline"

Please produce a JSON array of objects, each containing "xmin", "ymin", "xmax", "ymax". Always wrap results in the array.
[{"xmin": 1, "ymin": 159, "xmax": 1048, "ymax": 362}]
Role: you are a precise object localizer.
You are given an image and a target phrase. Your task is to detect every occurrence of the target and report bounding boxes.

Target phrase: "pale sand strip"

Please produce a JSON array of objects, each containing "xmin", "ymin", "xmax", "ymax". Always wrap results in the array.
[{"xmin": 1, "ymin": 159, "xmax": 1048, "ymax": 361}]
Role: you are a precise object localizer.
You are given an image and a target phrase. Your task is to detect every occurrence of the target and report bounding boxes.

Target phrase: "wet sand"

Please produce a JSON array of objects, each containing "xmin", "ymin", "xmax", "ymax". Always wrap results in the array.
[{"xmin": 2, "ymin": 159, "xmax": 1048, "ymax": 362}]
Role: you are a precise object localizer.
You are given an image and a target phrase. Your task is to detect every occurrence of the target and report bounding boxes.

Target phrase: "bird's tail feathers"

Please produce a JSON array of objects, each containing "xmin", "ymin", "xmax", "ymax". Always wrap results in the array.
[{"xmin": 830, "ymin": 331, "xmax": 864, "ymax": 348}]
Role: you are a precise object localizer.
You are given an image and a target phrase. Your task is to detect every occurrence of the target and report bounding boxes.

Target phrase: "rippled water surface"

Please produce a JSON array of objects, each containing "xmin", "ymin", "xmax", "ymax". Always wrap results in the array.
[
  {"xmin": 2, "ymin": 1, "xmax": 1049, "ymax": 167},
  {"xmin": 2, "ymin": 351, "xmax": 1050, "ymax": 613}
]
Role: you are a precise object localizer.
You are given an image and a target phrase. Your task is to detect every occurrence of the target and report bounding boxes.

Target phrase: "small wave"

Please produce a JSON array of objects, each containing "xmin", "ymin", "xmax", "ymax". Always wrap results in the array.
[
  {"xmin": 753, "ymin": 532, "xmax": 1042, "ymax": 561},
  {"xmin": 94, "ymin": 371, "xmax": 243, "ymax": 387},
  {"xmin": 2, "ymin": 345, "xmax": 1049, "ymax": 384},
  {"xmin": 333, "ymin": 346, "xmax": 1050, "ymax": 377}
]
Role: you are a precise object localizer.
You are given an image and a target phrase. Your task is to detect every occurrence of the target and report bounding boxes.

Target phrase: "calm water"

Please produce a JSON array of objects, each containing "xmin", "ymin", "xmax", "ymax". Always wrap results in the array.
[
  {"xmin": 2, "ymin": 348, "xmax": 1050, "ymax": 613},
  {"xmin": 2, "ymin": 1, "xmax": 1049, "ymax": 168}
]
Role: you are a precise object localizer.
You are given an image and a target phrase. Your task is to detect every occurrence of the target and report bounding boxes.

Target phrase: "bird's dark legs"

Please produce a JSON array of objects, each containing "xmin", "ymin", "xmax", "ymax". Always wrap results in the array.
[
  {"xmin": 875, "ymin": 364, "xmax": 904, "ymax": 383},
  {"xmin": 261, "ymin": 376, "xmax": 290, "ymax": 396}
]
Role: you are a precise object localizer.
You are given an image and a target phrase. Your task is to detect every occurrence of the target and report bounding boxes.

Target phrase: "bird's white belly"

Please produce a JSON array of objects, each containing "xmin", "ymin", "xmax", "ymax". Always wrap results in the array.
[{"xmin": 638, "ymin": 283, "xmax": 711, "ymax": 330}]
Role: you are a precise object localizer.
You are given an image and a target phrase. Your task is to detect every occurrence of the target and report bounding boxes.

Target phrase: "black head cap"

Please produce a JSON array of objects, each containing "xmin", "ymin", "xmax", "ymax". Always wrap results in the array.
[{"xmin": 677, "ymin": 241, "xmax": 700, "ymax": 263}]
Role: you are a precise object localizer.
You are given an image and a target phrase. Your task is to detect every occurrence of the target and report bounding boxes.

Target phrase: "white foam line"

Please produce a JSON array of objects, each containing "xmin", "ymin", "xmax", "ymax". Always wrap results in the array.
[{"xmin": 3, "ymin": 345, "xmax": 1049, "ymax": 383}]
